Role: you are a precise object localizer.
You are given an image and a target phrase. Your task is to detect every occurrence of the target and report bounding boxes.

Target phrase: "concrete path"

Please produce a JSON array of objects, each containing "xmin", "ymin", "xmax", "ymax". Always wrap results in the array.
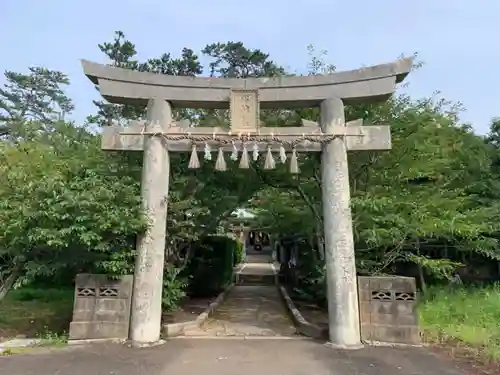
[
  {"xmin": 184, "ymin": 285, "xmax": 297, "ymax": 337},
  {"xmin": 184, "ymin": 254, "xmax": 296, "ymax": 337},
  {"xmin": 243, "ymin": 253, "xmax": 275, "ymax": 270},
  {"xmin": 0, "ymin": 340, "xmax": 467, "ymax": 375}
]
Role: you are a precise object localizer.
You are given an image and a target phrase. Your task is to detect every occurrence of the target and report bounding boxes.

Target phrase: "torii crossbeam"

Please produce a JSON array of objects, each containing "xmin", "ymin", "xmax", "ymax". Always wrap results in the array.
[
  {"xmin": 102, "ymin": 117, "xmax": 391, "ymax": 153},
  {"xmin": 102, "ymin": 89, "xmax": 392, "ymax": 173}
]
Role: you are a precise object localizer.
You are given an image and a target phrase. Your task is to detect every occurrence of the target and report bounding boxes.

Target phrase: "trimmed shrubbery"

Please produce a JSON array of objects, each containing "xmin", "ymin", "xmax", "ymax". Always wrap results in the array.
[
  {"xmin": 185, "ymin": 235, "xmax": 236, "ymax": 298},
  {"xmin": 233, "ymin": 240, "xmax": 245, "ymax": 265}
]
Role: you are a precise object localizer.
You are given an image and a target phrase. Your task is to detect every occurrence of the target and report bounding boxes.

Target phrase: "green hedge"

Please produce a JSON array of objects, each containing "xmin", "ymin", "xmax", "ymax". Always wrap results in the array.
[
  {"xmin": 186, "ymin": 235, "xmax": 236, "ymax": 298},
  {"xmin": 234, "ymin": 240, "xmax": 244, "ymax": 265}
]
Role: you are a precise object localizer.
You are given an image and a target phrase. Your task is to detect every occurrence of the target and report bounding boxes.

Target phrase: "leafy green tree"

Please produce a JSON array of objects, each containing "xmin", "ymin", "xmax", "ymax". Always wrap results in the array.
[
  {"xmin": 486, "ymin": 117, "xmax": 500, "ymax": 148},
  {"xmin": 252, "ymin": 50, "xmax": 500, "ymax": 294},
  {"xmin": 86, "ymin": 31, "xmax": 203, "ymax": 126},
  {"xmin": 0, "ymin": 67, "xmax": 74, "ymax": 136},
  {"xmin": 0, "ymin": 120, "xmax": 145, "ymax": 284},
  {"xmin": 202, "ymin": 41, "xmax": 286, "ymax": 78},
  {"xmin": 3, "ymin": 31, "xmax": 498, "ymax": 304}
]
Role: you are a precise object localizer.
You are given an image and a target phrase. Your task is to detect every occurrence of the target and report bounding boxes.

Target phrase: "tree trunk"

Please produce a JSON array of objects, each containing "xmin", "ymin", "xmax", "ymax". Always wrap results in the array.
[
  {"xmin": 416, "ymin": 240, "xmax": 427, "ymax": 294},
  {"xmin": 0, "ymin": 269, "xmax": 19, "ymax": 301}
]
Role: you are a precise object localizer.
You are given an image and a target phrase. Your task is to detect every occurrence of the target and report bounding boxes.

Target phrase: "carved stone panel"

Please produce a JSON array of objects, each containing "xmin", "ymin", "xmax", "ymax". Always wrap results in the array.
[
  {"xmin": 358, "ymin": 276, "xmax": 420, "ymax": 345},
  {"xmin": 230, "ymin": 89, "xmax": 259, "ymax": 133},
  {"xmin": 69, "ymin": 274, "xmax": 133, "ymax": 341}
]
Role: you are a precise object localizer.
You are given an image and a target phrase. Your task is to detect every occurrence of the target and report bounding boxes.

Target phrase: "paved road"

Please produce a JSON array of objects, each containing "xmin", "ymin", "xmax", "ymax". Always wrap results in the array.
[
  {"xmin": 0, "ymin": 254, "xmax": 467, "ymax": 374},
  {"xmin": 0, "ymin": 339, "xmax": 467, "ymax": 375}
]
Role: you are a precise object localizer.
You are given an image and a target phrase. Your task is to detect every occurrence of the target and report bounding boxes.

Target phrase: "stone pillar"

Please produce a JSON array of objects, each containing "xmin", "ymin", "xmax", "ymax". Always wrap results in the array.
[
  {"xmin": 241, "ymin": 229, "xmax": 249, "ymax": 261},
  {"xmin": 236, "ymin": 229, "xmax": 246, "ymax": 262},
  {"xmin": 320, "ymin": 97, "xmax": 362, "ymax": 349},
  {"xmin": 130, "ymin": 99, "xmax": 171, "ymax": 345}
]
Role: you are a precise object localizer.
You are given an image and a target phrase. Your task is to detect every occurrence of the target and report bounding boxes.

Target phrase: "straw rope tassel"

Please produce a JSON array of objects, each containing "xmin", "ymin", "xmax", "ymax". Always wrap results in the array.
[
  {"xmin": 239, "ymin": 144, "xmax": 250, "ymax": 169},
  {"xmin": 252, "ymin": 143, "xmax": 259, "ymax": 161},
  {"xmin": 279, "ymin": 144, "xmax": 287, "ymax": 163},
  {"xmin": 290, "ymin": 148, "xmax": 299, "ymax": 174},
  {"xmin": 188, "ymin": 144, "xmax": 200, "ymax": 169},
  {"xmin": 263, "ymin": 146, "xmax": 275, "ymax": 170},
  {"xmin": 215, "ymin": 147, "xmax": 227, "ymax": 171},
  {"xmin": 204, "ymin": 142, "xmax": 212, "ymax": 160}
]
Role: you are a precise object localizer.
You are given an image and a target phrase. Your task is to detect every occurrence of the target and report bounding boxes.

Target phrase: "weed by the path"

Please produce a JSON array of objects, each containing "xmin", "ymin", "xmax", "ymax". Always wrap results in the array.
[
  {"xmin": 36, "ymin": 326, "xmax": 68, "ymax": 346},
  {"xmin": 419, "ymin": 284, "xmax": 500, "ymax": 361}
]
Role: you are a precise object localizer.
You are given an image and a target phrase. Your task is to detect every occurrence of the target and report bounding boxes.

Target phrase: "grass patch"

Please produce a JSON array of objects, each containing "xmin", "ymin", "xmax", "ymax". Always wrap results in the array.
[
  {"xmin": 0, "ymin": 287, "xmax": 74, "ymax": 339},
  {"xmin": 419, "ymin": 283, "xmax": 500, "ymax": 362}
]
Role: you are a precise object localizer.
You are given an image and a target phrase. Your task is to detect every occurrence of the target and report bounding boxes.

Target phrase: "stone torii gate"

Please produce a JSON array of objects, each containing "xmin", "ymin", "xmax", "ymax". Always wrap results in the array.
[{"xmin": 81, "ymin": 58, "xmax": 413, "ymax": 348}]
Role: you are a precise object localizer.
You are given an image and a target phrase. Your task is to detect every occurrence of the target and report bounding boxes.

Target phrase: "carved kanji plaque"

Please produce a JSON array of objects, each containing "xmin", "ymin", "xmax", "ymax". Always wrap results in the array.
[{"xmin": 230, "ymin": 89, "xmax": 259, "ymax": 133}]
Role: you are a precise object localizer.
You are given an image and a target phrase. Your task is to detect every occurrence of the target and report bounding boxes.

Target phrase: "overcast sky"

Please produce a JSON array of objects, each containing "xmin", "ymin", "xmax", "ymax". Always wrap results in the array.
[{"xmin": 2, "ymin": 0, "xmax": 499, "ymax": 134}]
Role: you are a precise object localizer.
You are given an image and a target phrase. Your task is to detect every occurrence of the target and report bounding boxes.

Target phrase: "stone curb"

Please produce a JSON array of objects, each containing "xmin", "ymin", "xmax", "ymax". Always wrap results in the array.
[
  {"xmin": 277, "ymin": 284, "xmax": 327, "ymax": 340},
  {"xmin": 269, "ymin": 262, "xmax": 326, "ymax": 340},
  {"xmin": 0, "ymin": 338, "xmax": 42, "ymax": 354},
  {"xmin": 162, "ymin": 264, "xmax": 244, "ymax": 338},
  {"xmin": 233, "ymin": 263, "xmax": 245, "ymax": 285},
  {"xmin": 68, "ymin": 337, "xmax": 126, "ymax": 346},
  {"xmin": 162, "ymin": 286, "xmax": 234, "ymax": 338}
]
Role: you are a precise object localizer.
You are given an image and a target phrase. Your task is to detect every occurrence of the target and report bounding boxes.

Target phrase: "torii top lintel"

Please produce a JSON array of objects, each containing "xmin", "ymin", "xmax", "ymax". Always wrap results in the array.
[{"xmin": 81, "ymin": 58, "xmax": 413, "ymax": 109}]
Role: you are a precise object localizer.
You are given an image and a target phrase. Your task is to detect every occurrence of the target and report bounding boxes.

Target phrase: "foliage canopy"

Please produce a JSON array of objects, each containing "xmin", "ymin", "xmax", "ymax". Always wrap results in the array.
[{"xmin": 0, "ymin": 30, "xmax": 499, "ymax": 293}]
